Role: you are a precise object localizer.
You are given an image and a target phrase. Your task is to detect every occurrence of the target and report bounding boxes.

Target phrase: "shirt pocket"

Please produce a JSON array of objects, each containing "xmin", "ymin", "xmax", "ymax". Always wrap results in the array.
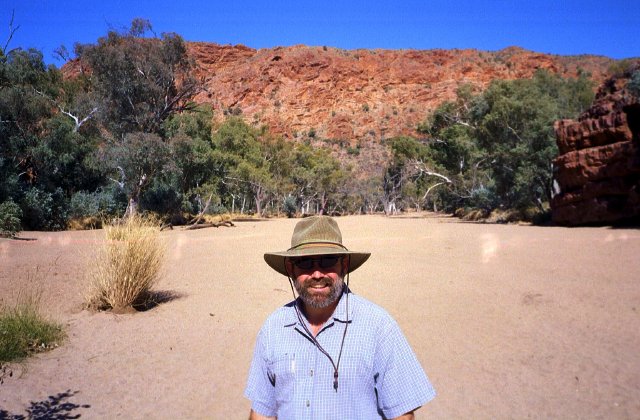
[{"xmin": 268, "ymin": 353, "xmax": 296, "ymax": 405}]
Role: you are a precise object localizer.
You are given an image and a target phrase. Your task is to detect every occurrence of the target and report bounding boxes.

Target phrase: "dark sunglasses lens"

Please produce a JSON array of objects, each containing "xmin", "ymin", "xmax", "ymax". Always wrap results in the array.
[
  {"xmin": 320, "ymin": 256, "xmax": 340, "ymax": 268},
  {"xmin": 293, "ymin": 256, "xmax": 341, "ymax": 270},
  {"xmin": 294, "ymin": 259, "xmax": 313, "ymax": 269}
]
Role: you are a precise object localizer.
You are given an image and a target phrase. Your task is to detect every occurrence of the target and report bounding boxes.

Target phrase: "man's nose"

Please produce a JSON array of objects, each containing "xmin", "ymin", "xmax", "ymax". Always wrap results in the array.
[{"xmin": 310, "ymin": 267, "xmax": 325, "ymax": 278}]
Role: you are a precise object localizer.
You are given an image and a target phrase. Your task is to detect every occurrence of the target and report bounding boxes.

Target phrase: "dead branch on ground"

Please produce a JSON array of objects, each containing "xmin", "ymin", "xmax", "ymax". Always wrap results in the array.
[{"xmin": 183, "ymin": 221, "xmax": 235, "ymax": 230}]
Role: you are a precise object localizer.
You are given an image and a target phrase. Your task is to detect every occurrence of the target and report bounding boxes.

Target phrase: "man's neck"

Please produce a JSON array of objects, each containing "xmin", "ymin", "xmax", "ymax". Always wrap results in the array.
[{"xmin": 301, "ymin": 297, "xmax": 341, "ymax": 335}]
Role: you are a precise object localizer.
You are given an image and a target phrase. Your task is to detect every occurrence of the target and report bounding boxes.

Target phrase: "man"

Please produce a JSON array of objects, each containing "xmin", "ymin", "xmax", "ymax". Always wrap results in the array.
[{"xmin": 245, "ymin": 216, "xmax": 435, "ymax": 419}]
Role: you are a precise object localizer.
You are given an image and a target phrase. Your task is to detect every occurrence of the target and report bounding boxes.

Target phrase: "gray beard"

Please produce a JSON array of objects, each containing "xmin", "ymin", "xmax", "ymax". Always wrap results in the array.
[{"xmin": 294, "ymin": 275, "xmax": 344, "ymax": 309}]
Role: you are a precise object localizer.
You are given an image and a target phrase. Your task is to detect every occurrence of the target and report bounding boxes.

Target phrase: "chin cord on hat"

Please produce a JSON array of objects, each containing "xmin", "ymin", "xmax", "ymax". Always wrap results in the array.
[{"xmin": 286, "ymin": 257, "xmax": 351, "ymax": 392}]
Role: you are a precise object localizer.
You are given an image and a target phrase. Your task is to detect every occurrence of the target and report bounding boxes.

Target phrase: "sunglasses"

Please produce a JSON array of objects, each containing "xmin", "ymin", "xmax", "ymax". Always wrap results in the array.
[{"xmin": 291, "ymin": 256, "xmax": 343, "ymax": 270}]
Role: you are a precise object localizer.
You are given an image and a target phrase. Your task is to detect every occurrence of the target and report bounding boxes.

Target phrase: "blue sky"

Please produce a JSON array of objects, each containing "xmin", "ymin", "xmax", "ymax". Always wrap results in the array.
[{"xmin": 3, "ymin": 1, "xmax": 639, "ymax": 66}]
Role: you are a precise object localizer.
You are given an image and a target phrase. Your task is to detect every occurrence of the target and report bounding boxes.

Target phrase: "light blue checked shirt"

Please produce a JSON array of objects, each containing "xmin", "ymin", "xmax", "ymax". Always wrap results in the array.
[{"xmin": 245, "ymin": 290, "xmax": 436, "ymax": 419}]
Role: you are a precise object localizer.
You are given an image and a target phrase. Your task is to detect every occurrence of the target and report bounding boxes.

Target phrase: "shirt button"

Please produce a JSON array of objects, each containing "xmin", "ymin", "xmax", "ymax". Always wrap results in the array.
[
  {"xmin": 306, "ymin": 400, "xmax": 310, "ymax": 407},
  {"xmin": 310, "ymin": 369, "xmax": 314, "ymax": 377}
]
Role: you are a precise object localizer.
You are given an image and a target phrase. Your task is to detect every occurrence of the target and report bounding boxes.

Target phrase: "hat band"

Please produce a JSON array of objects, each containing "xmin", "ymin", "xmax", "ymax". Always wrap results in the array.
[{"xmin": 288, "ymin": 241, "xmax": 348, "ymax": 252}]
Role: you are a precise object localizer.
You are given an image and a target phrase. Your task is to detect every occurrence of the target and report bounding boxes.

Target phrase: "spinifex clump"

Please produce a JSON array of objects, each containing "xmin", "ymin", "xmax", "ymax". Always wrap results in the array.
[{"xmin": 86, "ymin": 214, "xmax": 165, "ymax": 312}]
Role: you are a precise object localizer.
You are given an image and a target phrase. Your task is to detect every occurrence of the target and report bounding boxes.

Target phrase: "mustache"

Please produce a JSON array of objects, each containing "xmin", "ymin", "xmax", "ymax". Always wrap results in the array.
[{"xmin": 303, "ymin": 277, "xmax": 333, "ymax": 285}]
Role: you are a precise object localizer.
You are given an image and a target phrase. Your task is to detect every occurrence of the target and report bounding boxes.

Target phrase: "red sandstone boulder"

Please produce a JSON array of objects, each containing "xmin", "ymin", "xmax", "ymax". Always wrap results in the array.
[{"xmin": 552, "ymin": 65, "xmax": 640, "ymax": 225}]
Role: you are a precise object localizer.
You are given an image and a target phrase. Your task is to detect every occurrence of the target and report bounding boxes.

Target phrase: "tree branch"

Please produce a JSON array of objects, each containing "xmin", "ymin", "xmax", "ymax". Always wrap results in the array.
[
  {"xmin": 33, "ymin": 89, "xmax": 98, "ymax": 132},
  {"xmin": 422, "ymin": 182, "xmax": 448, "ymax": 201},
  {"xmin": 2, "ymin": 10, "xmax": 20, "ymax": 56},
  {"xmin": 506, "ymin": 124, "xmax": 524, "ymax": 142},
  {"xmin": 188, "ymin": 193, "xmax": 213, "ymax": 226},
  {"xmin": 411, "ymin": 160, "xmax": 452, "ymax": 183}
]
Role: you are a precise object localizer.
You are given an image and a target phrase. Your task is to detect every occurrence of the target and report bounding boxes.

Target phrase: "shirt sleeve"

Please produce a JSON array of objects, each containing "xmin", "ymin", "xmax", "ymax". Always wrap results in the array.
[
  {"xmin": 374, "ymin": 317, "xmax": 436, "ymax": 419},
  {"xmin": 244, "ymin": 327, "xmax": 277, "ymax": 417}
]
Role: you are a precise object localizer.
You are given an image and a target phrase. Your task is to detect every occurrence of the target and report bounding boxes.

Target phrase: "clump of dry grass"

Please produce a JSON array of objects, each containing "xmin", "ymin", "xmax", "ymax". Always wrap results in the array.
[
  {"xmin": 85, "ymin": 214, "xmax": 165, "ymax": 312},
  {"xmin": 66, "ymin": 216, "xmax": 104, "ymax": 230}
]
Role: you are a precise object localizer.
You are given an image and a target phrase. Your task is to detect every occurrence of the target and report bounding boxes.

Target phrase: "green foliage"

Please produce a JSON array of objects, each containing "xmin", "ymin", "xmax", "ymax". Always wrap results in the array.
[
  {"xmin": 288, "ymin": 142, "xmax": 347, "ymax": 214},
  {"xmin": 35, "ymin": 115, "xmax": 103, "ymax": 194},
  {"xmin": 140, "ymin": 179, "xmax": 183, "ymax": 215},
  {"xmin": 0, "ymin": 200, "xmax": 22, "ymax": 237},
  {"xmin": 20, "ymin": 187, "xmax": 68, "ymax": 230},
  {"xmin": 100, "ymin": 132, "xmax": 172, "ymax": 215},
  {"xmin": 346, "ymin": 146, "xmax": 360, "ymax": 155},
  {"xmin": 0, "ymin": 159, "xmax": 20, "ymax": 203},
  {"xmin": 380, "ymin": 136, "xmax": 446, "ymax": 213},
  {"xmin": 164, "ymin": 105, "xmax": 214, "ymax": 142},
  {"xmin": 68, "ymin": 188, "xmax": 126, "ymax": 219},
  {"xmin": 207, "ymin": 117, "xmax": 348, "ymax": 216},
  {"xmin": 608, "ymin": 59, "xmax": 640, "ymax": 78},
  {"xmin": 0, "ymin": 294, "xmax": 65, "ymax": 362},
  {"xmin": 411, "ymin": 69, "xmax": 595, "ymax": 216},
  {"xmin": 308, "ymin": 127, "xmax": 316, "ymax": 138},
  {"xmin": 283, "ymin": 195, "xmax": 297, "ymax": 217},
  {"xmin": 0, "ymin": 47, "xmax": 105, "ymax": 229},
  {"xmin": 0, "ymin": 22, "xmax": 604, "ymax": 224},
  {"xmin": 211, "ymin": 117, "xmax": 272, "ymax": 215},
  {"xmin": 77, "ymin": 19, "xmax": 199, "ymax": 136}
]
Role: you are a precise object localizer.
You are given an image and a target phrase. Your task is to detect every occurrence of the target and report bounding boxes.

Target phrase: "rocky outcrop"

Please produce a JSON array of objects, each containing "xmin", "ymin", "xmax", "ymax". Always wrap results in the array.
[
  {"xmin": 62, "ymin": 42, "xmax": 614, "ymax": 144},
  {"xmin": 552, "ymin": 68, "xmax": 640, "ymax": 225},
  {"xmin": 187, "ymin": 43, "xmax": 613, "ymax": 143}
]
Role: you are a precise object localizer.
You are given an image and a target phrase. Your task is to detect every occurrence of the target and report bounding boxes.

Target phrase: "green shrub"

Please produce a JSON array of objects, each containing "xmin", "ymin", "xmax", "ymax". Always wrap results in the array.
[
  {"xmin": 468, "ymin": 187, "xmax": 498, "ymax": 211},
  {"xmin": 283, "ymin": 195, "xmax": 297, "ymax": 218},
  {"xmin": 140, "ymin": 182, "xmax": 183, "ymax": 215},
  {"xmin": 608, "ymin": 59, "xmax": 640, "ymax": 77},
  {"xmin": 346, "ymin": 146, "xmax": 360, "ymax": 156},
  {"xmin": 20, "ymin": 187, "xmax": 68, "ymax": 231},
  {"xmin": 0, "ymin": 292, "xmax": 65, "ymax": 363},
  {"xmin": 0, "ymin": 200, "xmax": 22, "ymax": 238},
  {"xmin": 69, "ymin": 191, "xmax": 100, "ymax": 218},
  {"xmin": 69, "ymin": 188, "xmax": 127, "ymax": 219},
  {"xmin": 206, "ymin": 203, "xmax": 228, "ymax": 215}
]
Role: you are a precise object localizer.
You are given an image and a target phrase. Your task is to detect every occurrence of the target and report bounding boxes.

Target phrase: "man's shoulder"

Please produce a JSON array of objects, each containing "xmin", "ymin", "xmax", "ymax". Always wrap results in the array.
[
  {"xmin": 261, "ymin": 300, "xmax": 298, "ymax": 328},
  {"xmin": 348, "ymin": 293, "xmax": 397, "ymax": 325}
]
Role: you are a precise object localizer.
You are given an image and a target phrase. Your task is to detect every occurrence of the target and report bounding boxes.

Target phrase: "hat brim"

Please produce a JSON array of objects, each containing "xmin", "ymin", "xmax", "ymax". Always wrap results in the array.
[{"xmin": 264, "ymin": 247, "xmax": 371, "ymax": 276}]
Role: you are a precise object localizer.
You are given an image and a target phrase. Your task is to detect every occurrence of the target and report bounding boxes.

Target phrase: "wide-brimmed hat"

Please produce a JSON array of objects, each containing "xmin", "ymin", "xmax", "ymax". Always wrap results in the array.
[{"xmin": 264, "ymin": 216, "xmax": 371, "ymax": 276}]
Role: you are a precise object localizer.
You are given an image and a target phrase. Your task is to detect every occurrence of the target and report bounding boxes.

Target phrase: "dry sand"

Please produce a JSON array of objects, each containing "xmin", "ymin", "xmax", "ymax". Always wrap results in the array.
[{"xmin": 0, "ymin": 214, "xmax": 639, "ymax": 419}]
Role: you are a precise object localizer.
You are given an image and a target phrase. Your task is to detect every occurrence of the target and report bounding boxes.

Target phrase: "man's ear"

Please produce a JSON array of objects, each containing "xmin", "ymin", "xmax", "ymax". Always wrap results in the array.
[
  {"xmin": 285, "ymin": 258, "xmax": 294, "ymax": 276},
  {"xmin": 342, "ymin": 255, "xmax": 349, "ymax": 275}
]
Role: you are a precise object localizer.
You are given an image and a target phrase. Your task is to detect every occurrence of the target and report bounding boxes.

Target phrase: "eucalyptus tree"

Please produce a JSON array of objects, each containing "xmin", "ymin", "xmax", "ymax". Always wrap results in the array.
[
  {"xmin": 77, "ymin": 18, "xmax": 199, "ymax": 137},
  {"xmin": 211, "ymin": 117, "xmax": 275, "ymax": 215},
  {"xmin": 287, "ymin": 143, "xmax": 347, "ymax": 215},
  {"xmin": 417, "ymin": 69, "xmax": 594, "ymax": 215},
  {"xmin": 76, "ymin": 18, "xmax": 201, "ymax": 216},
  {"xmin": 0, "ymin": 48, "xmax": 101, "ymax": 228}
]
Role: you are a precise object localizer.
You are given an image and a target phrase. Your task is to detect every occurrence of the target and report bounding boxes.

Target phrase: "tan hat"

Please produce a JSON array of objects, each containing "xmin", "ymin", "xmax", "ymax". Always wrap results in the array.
[{"xmin": 264, "ymin": 216, "xmax": 371, "ymax": 276}]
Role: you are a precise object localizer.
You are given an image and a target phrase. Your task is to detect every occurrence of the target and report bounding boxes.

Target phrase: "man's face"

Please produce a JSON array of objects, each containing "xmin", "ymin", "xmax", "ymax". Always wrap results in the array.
[{"xmin": 287, "ymin": 255, "xmax": 348, "ymax": 309}]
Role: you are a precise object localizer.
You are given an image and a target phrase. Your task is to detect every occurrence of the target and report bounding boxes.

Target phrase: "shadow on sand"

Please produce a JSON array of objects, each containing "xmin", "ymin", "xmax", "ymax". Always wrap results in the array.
[
  {"xmin": 132, "ymin": 289, "xmax": 185, "ymax": 312},
  {"xmin": 0, "ymin": 390, "xmax": 90, "ymax": 419}
]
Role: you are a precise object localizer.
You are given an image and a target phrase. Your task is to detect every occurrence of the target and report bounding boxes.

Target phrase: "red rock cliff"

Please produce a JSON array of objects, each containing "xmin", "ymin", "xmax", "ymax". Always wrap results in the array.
[
  {"xmin": 187, "ymin": 43, "xmax": 613, "ymax": 142},
  {"xmin": 552, "ymin": 67, "xmax": 640, "ymax": 225}
]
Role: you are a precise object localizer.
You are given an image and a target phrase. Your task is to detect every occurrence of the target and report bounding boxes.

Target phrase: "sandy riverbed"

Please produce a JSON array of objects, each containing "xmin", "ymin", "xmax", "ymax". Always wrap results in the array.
[{"xmin": 1, "ymin": 214, "xmax": 639, "ymax": 419}]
